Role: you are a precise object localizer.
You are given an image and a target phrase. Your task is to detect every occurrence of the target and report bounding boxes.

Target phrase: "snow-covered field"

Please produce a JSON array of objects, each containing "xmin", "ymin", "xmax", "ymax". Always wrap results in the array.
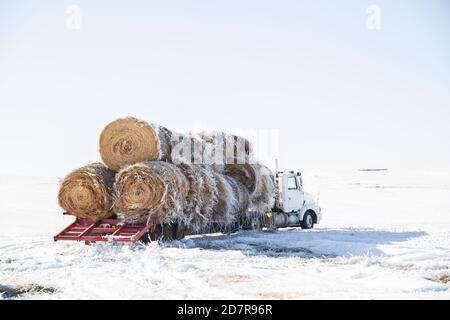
[{"xmin": 1, "ymin": 169, "xmax": 449, "ymax": 299}]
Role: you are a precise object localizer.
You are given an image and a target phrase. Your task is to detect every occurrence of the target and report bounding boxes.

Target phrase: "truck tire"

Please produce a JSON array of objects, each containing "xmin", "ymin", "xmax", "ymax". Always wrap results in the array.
[{"xmin": 300, "ymin": 212, "xmax": 314, "ymax": 229}]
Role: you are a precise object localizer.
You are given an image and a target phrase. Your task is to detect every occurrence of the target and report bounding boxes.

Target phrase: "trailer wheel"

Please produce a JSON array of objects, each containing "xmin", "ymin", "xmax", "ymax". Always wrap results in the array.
[
  {"xmin": 241, "ymin": 214, "xmax": 262, "ymax": 230},
  {"xmin": 300, "ymin": 212, "xmax": 314, "ymax": 229},
  {"xmin": 250, "ymin": 216, "xmax": 262, "ymax": 230}
]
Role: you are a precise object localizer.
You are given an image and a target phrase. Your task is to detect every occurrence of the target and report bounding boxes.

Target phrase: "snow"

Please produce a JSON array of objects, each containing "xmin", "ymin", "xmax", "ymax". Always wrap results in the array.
[{"xmin": 1, "ymin": 169, "xmax": 450, "ymax": 299}]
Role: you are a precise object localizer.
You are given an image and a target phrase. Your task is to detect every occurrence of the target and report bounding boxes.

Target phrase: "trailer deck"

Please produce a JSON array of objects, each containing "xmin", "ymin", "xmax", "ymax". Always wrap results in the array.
[{"xmin": 54, "ymin": 218, "xmax": 151, "ymax": 243}]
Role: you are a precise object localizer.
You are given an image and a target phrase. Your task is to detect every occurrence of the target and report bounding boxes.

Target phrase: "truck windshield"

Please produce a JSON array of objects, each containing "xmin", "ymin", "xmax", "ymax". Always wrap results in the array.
[{"xmin": 287, "ymin": 177, "xmax": 298, "ymax": 190}]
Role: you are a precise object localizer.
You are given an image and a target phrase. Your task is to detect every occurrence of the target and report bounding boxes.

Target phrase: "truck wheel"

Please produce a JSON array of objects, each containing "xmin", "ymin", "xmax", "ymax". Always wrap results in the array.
[{"xmin": 300, "ymin": 212, "xmax": 314, "ymax": 229}]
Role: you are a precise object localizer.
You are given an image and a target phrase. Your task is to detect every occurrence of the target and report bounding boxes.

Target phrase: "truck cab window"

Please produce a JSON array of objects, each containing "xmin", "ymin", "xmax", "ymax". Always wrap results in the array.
[{"xmin": 287, "ymin": 177, "xmax": 298, "ymax": 190}]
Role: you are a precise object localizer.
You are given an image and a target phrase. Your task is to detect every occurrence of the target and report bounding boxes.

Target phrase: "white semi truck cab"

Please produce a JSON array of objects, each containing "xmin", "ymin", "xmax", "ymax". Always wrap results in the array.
[{"xmin": 264, "ymin": 171, "xmax": 322, "ymax": 229}]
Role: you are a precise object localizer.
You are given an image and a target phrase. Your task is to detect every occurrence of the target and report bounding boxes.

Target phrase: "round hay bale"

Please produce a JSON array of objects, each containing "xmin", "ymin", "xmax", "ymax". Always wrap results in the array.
[
  {"xmin": 224, "ymin": 162, "xmax": 276, "ymax": 214},
  {"xmin": 211, "ymin": 173, "xmax": 236, "ymax": 225},
  {"xmin": 250, "ymin": 164, "xmax": 275, "ymax": 214},
  {"xmin": 198, "ymin": 131, "xmax": 225, "ymax": 167},
  {"xmin": 58, "ymin": 163, "xmax": 115, "ymax": 220},
  {"xmin": 224, "ymin": 132, "xmax": 253, "ymax": 163},
  {"xmin": 99, "ymin": 117, "xmax": 172, "ymax": 171},
  {"xmin": 227, "ymin": 176, "xmax": 251, "ymax": 215},
  {"xmin": 170, "ymin": 133, "xmax": 203, "ymax": 165},
  {"xmin": 211, "ymin": 173, "xmax": 250, "ymax": 226},
  {"xmin": 198, "ymin": 165, "xmax": 218, "ymax": 223},
  {"xmin": 178, "ymin": 163, "xmax": 203, "ymax": 229},
  {"xmin": 114, "ymin": 161, "xmax": 189, "ymax": 223},
  {"xmin": 178, "ymin": 164, "xmax": 217, "ymax": 231},
  {"xmin": 99, "ymin": 117, "xmax": 255, "ymax": 170},
  {"xmin": 199, "ymin": 131, "xmax": 254, "ymax": 165},
  {"xmin": 223, "ymin": 163, "xmax": 258, "ymax": 194}
]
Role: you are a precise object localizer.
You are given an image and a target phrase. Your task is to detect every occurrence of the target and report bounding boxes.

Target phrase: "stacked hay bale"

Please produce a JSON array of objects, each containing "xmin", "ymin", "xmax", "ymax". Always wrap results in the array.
[
  {"xmin": 178, "ymin": 164, "xmax": 218, "ymax": 231},
  {"xmin": 114, "ymin": 161, "xmax": 189, "ymax": 224},
  {"xmin": 58, "ymin": 117, "xmax": 275, "ymax": 231},
  {"xmin": 58, "ymin": 163, "xmax": 116, "ymax": 220},
  {"xmin": 211, "ymin": 173, "xmax": 250, "ymax": 227},
  {"xmin": 198, "ymin": 130, "xmax": 254, "ymax": 167},
  {"xmin": 99, "ymin": 117, "xmax": 254, "ymax": 169},
  {"xmin": 99, "ymin": 117, "xmax": 173, "ymax": 170},
  {"xmin": 223, "ymin": 163, "xmax": 275, "ymax": 213}
]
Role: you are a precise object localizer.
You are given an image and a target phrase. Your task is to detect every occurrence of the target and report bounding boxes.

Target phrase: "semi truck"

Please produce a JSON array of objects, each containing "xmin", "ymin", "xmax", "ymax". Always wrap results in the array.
[{"xmin": 264, "ymin": 170, "xmax": 321, "ymax": 230}]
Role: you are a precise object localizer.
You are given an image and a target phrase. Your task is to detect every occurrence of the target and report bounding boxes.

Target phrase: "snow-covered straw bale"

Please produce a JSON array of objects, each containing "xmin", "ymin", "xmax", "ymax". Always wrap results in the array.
[
  {"xmin": 114, "ymin": 161, "xmax": 189, "ymax": 224},
  {"xmin": 198, "ymin": 131, "xmax": 254, "ymax": 166},
  {"xmin": 99, "ymin": 117, "xmax": 173, "ymax": 171},
  {"xmin": 250, "ymin": 164, "xmax": 275, "ymax": 214},
  {"xmin": 58, "ymin": 163, "xmax": 115, "ymax": 220},
  {"xmin": 223, "ymin": 163, "xmax": 275, "ymax": 214},
  {"xmin": 178, "ymin": 164, "xmax": 218, "ymax": 232},
  {"xmin": 99, "ymin": 117, "xmax": 255, "ymax": 171},
  {"xmin": 113, "ymin": 160, "xmax": 251, "ymax": 228},
  {"xmin": 211, "ymin": 172, "xmax": 250, "ymax": 226},
  {"xmin": 223, "ymin": 163, "xmax": 258, "ymax": 194}
]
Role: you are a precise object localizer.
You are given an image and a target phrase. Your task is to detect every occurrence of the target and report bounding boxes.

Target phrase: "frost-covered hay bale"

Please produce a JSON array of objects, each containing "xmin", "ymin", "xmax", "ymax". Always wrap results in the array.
[
  {"xmin": 58, "ymin": 163, "xmax": 115, "ymax": 220},
  {"xmin": 179, "ymin": 164, "xmax": 217, "ymax": 231},
  {"xmin": 211, "ymin": 173, "xmax": 250, "ymax": 226},
  {"xmin": 170, "ymin": 133, "xmax": 204, "ymax": 165},
  {"xmin": 198, "ymin": 131, "xmax": 226, "ymax": 166},
  {"xmin": 224, "ymin": 133, "xmax": 253, "ymax": 162},
  {"xmin": 211, "ymin": 173, "xmax": 235, "ymax": 225},
  {"xmin": 227, "ymin": 176, "xmax": 251, "ymax": 216},
  {"xmin": 99, "ymin": 117, "xmax": 172, "ymax": 171},
  {"xmin": 114, "ymin": 161, "xmax": 189, "ymax": 223},
  {"xmin": 223, "ymin": 163, "xmax": 258, "ymax": 194},
  {"xmin": 199, "ymin": 131, "xmax": 254, "ymax": 165},
  {"xmin": 198, "ymin": 165, "xmax": 218, "ymax": 221},
  {"xmin": 250, "ymin": 164, "xmax": 275, "ymax": 213},
  {"xmin": 100, "ymin": 117, "xmax": 256, "ymax": 170}
]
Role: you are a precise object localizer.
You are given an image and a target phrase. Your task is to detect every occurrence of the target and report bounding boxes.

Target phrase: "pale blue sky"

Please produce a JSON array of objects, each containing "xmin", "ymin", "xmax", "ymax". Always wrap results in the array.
[{"xmin": 0, "ymin": 0, "xmax": 449, "ymax": 177}]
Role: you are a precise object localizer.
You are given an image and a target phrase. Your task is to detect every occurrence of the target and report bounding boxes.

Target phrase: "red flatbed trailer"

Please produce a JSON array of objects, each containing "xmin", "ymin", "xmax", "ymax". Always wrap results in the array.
[
  {"xmin": 54, "ymin": 218, "xmax": 152, "ymax": 243},
  {"xmin": 54, "ymin": 211, "xmax": 191, "ymax": 243},
  {"xmin": 54, "ymin": 212, "xmax": 262, "ymax": 244}
]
